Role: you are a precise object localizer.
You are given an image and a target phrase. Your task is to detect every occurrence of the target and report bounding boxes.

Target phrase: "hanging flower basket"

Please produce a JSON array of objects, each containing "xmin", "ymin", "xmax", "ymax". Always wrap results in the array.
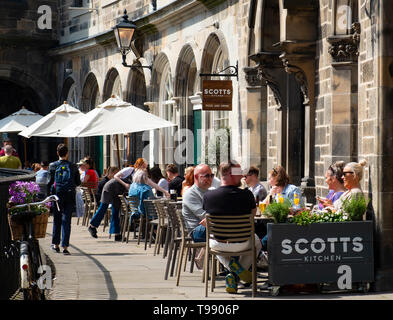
[{"xmin": 7, "ymin": 181, "xmax": 50, "ymax": 241}]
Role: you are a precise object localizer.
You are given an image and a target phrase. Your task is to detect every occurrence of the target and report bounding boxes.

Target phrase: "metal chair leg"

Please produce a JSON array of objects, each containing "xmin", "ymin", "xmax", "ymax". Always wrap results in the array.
[
  {"xmin": 164, "ymin": 230, "xmax": 174, "ymax": 280},
  {"xmin": 170, "ymin": 241, "xmax": 179, "ymax": 277},
  {"xmin": 176, "ymin": 241, "xmax": 185, "ymax": 286},
  {"xmin": 163, "ymin": 225, "xmax": 171, "ymax": 258}
]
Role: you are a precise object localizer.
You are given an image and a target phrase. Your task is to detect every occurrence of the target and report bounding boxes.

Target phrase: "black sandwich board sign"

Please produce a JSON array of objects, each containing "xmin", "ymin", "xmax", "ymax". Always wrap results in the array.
[{"xmin": 267, "ymin": 221, "xmax": 374, "ymax": 286}]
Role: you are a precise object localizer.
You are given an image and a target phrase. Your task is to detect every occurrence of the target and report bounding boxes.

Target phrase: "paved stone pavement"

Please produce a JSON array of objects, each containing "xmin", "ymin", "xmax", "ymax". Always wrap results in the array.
[{"xmin": 39, "ymin": 216, "xmax": 393, "ymax": 300}]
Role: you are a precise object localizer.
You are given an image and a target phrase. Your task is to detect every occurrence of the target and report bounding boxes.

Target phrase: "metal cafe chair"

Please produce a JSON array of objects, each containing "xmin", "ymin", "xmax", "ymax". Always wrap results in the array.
[
  {"xmin": 125, "ymin": 196, "xmax": 140, "ymax": 243},
  {"xmin": 163, "ymin": 202, "xmax": 181, "ymax": 280},
  {"xmin": 152, "ymin": 199, "xmax": 169, "ymax": 256},
  {"xmin": 175, "ymin": 208, "xmax": 205, "ymax": 286},
  {"xmin": 143, "ymin": 199, "xmax": 159, "ymax": 251},
  {"xmin": 204, "ymin": 213, "xmax": 257, "ymax": 297},
  {"xmin": 81, "ymin": 187, "xmax": 97, "ymax": 227}
]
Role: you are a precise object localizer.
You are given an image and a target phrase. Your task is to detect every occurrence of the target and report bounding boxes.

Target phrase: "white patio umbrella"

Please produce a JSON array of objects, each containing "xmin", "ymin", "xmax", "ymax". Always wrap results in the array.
[
  {"xmin": 59, "ymin": 95, "xmax": 176, "ymax": 167},
  {"xmin": 0, "ymin": 107, "xmax": 44, "ymax": 164},
  {"xmin": 18, "ymin": 102, "xmax": 85, "ymax": 138},
  {"xmin": 0, "ymin": 107, "xmax": 43, "ymax": 131}
]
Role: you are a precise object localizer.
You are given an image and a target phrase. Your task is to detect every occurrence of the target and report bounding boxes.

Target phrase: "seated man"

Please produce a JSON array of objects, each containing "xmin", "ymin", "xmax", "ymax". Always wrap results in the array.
[
  {"xmin": 182, "ymin": 164, "xmax": 213, "ymax": 242},
  {"xmin": 243, "ymin": 166, "xmax": 267, "ymax": 204},
  {"xmin": 166, "ymin": 164, "xmax": 184, "ymax": 198},
  {"xmin": 202, "ymin": 161, "xmax": 262, "ymax": 294}
]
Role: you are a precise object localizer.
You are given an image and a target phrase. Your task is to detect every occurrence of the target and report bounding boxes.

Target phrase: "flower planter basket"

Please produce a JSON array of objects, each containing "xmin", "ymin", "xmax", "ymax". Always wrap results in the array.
[
  {"xmin": 267, "ymin": 221, "xmax": 374, "ymax": 293},
  {"xmin": 7, "ymin": 212, "xmax": 49, "ymax": 241}
]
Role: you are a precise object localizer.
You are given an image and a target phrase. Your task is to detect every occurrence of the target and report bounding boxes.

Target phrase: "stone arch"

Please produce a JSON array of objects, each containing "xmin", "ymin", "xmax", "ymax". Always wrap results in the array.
[
  {"xmin": 60, "ymin": 76, "xmax": 79, "ymax": 108},
  {"xmin": 200, "ymin": 31, "xmax": 230, "ymax": 77},
  {"xmin": 126, "ymin": 68, "xmax": 148, "ymax": 164},
  {"xmin": 150, "ymin": 52, "xmax": 177, "ymax": 167},
  {"xmin": 103, "ymin": 67, "xmax": 122, "ymax": 101},
  {"xmin": 102, "ymin": 67, "xmax": 125, "ymax": 168},
  {"xmin": 150, "ymin": 52, "xmax": 172, "ymax": 105},
  {"xmin": 81, "ymin": 72, "xmax": 101, "ymax": 172},
  {"xmin": 174, "ymin": 44, "xmax": 198, "ymax": 167},
  {"xmin": 0, "ymin": 65, "xmax": 55, "ymax": 114},
  {"xmin": 200, "ymin": 31, "xmax": 232, "ymax": 168},
  {"xmin": 81, "ymin": 72, "xmax": 100, "ymax": 111}
]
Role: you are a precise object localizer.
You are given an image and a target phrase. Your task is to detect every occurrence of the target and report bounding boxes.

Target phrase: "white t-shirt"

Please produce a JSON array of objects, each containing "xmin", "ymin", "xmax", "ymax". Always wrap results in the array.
[
  {"xmin": 158, "ymin": 178, "xmax": 169, "ymax": 191},
  {"xmin": 117, "ymin": 167, "xmax": 134, "ymax": 179}
]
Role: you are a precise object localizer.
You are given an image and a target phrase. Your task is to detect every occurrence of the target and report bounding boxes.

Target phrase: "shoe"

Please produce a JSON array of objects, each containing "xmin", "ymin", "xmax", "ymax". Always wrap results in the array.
[
  {"xmin": 51, "ymin": 245, "xmax": 60, "ymax": 253},
  {"xmin": 114, "ymin": 234, "xmax": 122, "ymax": 242},
  {"xmin": 63, "ymin": 249, "xmax": 71, "ymax": 255},
  {"xmin": 225, "ymin": 273, "xmax": 238, "ymax": 294},
  {"xmin": 88, "ymin": 226, "xmax": 97, "ymax": 238},
  {"xmin": 228, "ymin": 257, "xmax": 252, "ymax": 284},
  {"xmin": 257, "ymin": 251, "xmax": 268, "ymax": 269}
]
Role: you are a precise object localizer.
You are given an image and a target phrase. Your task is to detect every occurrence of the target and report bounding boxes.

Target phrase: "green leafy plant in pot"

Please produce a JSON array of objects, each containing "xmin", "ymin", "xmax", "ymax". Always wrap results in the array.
[
  {"xmin": 265, "ymin": 198, "xmax": 292, "ymax": 223},
  {"xmin": 341, "ymin": 195, "xmax": 368, "ymax": 221}
]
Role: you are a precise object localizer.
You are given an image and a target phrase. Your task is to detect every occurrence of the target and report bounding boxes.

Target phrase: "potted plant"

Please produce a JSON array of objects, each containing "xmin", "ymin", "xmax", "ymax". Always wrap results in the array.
[
  {"xmin": 7, "ymin": 181, "xmax": 50, "ymax": 241},
  {"xmin": 266, "ymin": 194, "xmax": 373, "ymax": 295},
  {"xmin": 264, "ymin": 198, "xmax": 292, "ymax": 223}
]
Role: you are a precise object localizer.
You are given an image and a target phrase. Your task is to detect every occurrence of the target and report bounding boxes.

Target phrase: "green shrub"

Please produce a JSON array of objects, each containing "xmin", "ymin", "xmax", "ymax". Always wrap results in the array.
[
  {"xmin": 265, "ymin": 199, "xmax": 292, "ymax": 223},
  {"xmin": 341, "ymin": 195, "xmax": 368, "ymax": 221}
]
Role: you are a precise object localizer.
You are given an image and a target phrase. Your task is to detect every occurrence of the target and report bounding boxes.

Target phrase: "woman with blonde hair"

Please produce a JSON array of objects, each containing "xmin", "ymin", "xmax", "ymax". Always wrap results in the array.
[{"xmin": 332, "ymin": 159, "xmax": 368, "ymax": 213}]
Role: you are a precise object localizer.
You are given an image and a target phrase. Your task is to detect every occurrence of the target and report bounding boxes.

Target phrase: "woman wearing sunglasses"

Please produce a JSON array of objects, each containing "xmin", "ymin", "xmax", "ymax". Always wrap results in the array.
[{"xmin": 331, "ymin": 159, "xmax": 367, "ymax": 213}]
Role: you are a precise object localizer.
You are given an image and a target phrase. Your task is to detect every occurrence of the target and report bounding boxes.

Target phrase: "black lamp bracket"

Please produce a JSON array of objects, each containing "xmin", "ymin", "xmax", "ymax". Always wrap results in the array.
[{"xmin": 121, "ymin": 54, "xmax": 152, "ymax": 70}]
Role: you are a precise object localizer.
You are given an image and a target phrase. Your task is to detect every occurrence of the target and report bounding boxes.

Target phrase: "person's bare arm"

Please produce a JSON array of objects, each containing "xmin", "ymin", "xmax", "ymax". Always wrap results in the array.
[
  {"xmin": 147, "ymin": 178, "xmax": 170, "ymax": 197},
  {"xmin": 113, "ymin": 171, "xmax": 130, "ymax": 189}
]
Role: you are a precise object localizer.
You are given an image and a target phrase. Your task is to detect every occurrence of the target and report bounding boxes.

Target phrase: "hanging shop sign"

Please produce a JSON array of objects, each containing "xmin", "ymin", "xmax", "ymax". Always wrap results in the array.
[{"xmin": 202, "ymin": 80, "xmax": 233, "ymax": 111}]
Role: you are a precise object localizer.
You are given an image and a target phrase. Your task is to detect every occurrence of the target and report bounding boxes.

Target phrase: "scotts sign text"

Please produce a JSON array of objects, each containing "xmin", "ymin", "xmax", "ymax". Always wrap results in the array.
[
  {"xmin": 202, "ymin": 80, "xmax": 233, "ymax": 111},
  {"xmin": 267, "ymin": 221, "xmax": 374, "ymax": 286}
]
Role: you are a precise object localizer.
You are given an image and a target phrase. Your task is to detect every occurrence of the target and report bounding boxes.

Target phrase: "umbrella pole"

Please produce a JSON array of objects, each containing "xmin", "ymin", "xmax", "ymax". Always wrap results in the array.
[
  {"xmin": 127, "ymin": 133, "xmax": 130, "ymax": 163},
  {"xmin": 116, "ymin": 134, "xmax": 121, "ymax": 169},
  {"xmin": 23, "ymin": 137, "xmax": 27, "ymax": 167}
]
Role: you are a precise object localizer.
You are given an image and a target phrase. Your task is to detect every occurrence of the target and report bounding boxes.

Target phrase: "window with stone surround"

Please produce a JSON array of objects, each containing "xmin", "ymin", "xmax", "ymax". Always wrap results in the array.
[{"xmin": 159, "ymin": 63, "xmax": 176, "ymax": 166}]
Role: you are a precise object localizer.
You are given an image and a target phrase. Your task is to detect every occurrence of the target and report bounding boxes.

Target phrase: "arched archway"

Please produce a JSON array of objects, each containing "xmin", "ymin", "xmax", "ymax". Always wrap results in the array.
[
  {"xmin": 126, "ymin": 69, "xmax": 147, "ymax": 165},
  {"xmin": 200, "ymin": 32, "xmax": 231, "ymax": 169},
  {"xmin": 103, "ymin": 68, "xmax": 123, "ymax": 168},
  {"xmin": 151, "ymin": 53, "xmax": 177, "ymax": 167},
  {"xmin": 175, "ymin": 44, "xmax": 198, "ymax": 166},
  {"xmin": 0, "ymin": 79, "xmax": 44, "ymax": 164},
  {"xmin": 81, "ymin": 72, "xmax": 102, "ymax": 173}
]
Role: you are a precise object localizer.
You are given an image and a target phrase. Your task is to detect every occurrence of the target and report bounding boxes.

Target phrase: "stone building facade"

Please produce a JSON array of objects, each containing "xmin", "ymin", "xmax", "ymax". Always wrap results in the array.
[
  {"xmin": 1, "ymin": 0, "xmax": 393, "ymax": 291},
  {"xmin": 0, "ymin": 0, "xmax": 59, "ymax": 162}
]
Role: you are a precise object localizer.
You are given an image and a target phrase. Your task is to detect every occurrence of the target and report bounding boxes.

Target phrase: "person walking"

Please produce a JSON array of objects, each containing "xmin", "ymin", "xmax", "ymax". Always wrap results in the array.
[
  {"xmin": 48, "ymin": 143, "xmax": 81, "ymax": 255},
  {"xmin": 0, "ymin": 145, "xmax": 22, "ymax": 169}
]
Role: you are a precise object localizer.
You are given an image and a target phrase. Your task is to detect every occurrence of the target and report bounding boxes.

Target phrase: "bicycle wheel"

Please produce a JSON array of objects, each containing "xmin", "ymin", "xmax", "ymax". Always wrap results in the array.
[{"xmin": 30, "ymin": 239, "xmax": 46, "ymax": 300}]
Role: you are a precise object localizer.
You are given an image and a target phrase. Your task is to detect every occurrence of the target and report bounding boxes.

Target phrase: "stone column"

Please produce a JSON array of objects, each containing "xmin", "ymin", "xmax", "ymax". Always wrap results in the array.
[
  {"xmin": 244, "ymin": 66, "xmax": 267, "ymax": 179},
  {"xmin": 373, "ymin": 0, "xmax": 393, "ymax": 291}
]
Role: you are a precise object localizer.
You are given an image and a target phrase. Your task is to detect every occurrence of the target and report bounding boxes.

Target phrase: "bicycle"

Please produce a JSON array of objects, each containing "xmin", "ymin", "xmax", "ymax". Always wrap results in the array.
[{"xmin": 9, "ymin": 195, "xmax": 60, "ymax": 300}]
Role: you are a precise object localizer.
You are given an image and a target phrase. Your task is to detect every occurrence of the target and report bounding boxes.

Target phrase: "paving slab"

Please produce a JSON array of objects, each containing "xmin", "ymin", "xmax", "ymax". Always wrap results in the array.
[{"xmin": 39, "ymin": 216, "xmax": 393, "ymax": 301}]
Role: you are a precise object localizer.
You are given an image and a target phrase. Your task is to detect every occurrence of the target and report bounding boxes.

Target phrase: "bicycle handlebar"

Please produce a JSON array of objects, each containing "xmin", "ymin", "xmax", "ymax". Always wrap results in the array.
[{"xmin": 13, "ymin": 195, "xmax": 60, "ymax": 211}]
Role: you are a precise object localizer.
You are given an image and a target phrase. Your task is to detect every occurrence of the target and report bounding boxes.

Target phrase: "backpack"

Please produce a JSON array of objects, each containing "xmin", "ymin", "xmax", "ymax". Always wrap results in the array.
[{"xmin": 54, "ymin": 160, "xmax": 72, "ymax": 193}]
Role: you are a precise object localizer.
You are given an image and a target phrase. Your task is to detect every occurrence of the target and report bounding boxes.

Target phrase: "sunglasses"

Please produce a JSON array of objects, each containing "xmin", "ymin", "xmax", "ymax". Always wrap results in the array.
[
  {"xmin": 199, "ymin": 173, "xmax": 214, "ymax": 179},
  {"xmin": 343, "ymin": 171, "xmax": 354, "ymax": 176}
]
